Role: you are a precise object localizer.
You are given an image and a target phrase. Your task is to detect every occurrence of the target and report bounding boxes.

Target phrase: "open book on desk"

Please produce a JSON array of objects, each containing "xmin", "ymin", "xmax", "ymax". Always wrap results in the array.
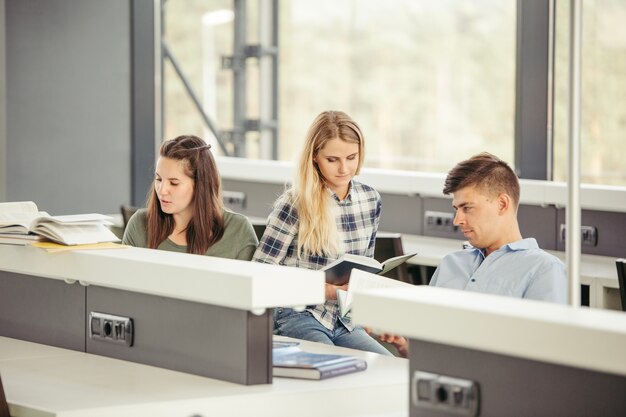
[
  {"xmin": 336, "ymin": 269, "xmax": 415, "ymax": 317},
  {"xmin": 0, "ymin": 201, "xmax": 119, "ymax": 245},
  {"xmin": 272, "ymin": 341, "xmax": 367, "ymax": 380},
  {"xmin": 322, "ymin": 251, "xmax": 417, "ymax": 285}
]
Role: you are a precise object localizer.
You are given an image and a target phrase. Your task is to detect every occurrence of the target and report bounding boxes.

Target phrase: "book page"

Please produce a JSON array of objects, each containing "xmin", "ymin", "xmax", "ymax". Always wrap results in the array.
[
  {"xmin": 0, "ymin": 201, "xmax": 39, "ymax": 214},
  {"xmin": 340, "ymin": 269, "xmax": 414, "ymax": 316},
  {"xmin": 380, "ymin": 251, "xmax": 418, "ymax": 274},
  {"xmin": 36, "ymin": 213, "xmax": 113, "ymax": 225},
  {"xmin": 0, "ymin": 211, "xmax": 50, "ymax": 231},
  {"xmin": 33, "ymin": 223, "xmax": 120, "ymax": 245}
]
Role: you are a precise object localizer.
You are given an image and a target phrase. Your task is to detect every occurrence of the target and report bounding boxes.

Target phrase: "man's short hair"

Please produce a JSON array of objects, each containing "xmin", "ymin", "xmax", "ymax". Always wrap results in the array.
[{"xmin": 443, "ymin": 152, "xmax": 520, "ymax": 206}]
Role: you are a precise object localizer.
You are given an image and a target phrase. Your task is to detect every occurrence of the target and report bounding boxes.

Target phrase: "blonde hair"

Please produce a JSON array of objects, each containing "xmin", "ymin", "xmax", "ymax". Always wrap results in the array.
[{"xmin": 292, "ymin": 111, "xmax": 365, "ymax": 257}]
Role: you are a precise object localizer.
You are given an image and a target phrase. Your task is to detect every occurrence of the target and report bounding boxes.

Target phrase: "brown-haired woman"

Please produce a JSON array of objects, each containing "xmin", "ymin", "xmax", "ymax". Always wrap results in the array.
[{"xmin": 122, "ymin": 135, "xmax": 258, "ymax": 260}]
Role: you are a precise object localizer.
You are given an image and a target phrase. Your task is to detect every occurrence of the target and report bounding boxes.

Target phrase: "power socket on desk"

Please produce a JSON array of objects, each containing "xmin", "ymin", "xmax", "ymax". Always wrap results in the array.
[
  {"xmin": 559, "ymin": 224, "xmax": 598, "ymax": 246},
  {"xmin": 89, "ymin": 312, "xmax": 134, "ymax": 347},
  {"xmin": 424, "ymin": 211, "xmax": 458, "ymax": 234}
]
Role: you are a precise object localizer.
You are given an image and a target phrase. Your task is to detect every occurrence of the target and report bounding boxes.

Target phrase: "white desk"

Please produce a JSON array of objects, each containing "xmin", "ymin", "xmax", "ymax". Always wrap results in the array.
[
  {"xmin": 352, "ymin": 286, "xmax": 626, "ymax": 376},
  {"xmin": 0, "ymin": 244, "xmax": 327, "ymax": 384},
  {"xmin": 0, "ymin": 336, "xmax": 408, "ymax": 417},
  {"xmin": 400, "ymin": 234, "xmax": 620, "ymax": 310},
  {"xmin": 351, "ymin": 286, "xmax": 626, "ymax": 415}
]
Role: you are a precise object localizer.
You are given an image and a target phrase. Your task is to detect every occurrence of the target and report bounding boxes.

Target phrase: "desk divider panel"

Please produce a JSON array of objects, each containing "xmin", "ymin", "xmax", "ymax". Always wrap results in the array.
[
  {"xmin": 86, "ymin": 286, "xmax": 272, "ymax": 385},
  {"xmin": 0, "ymin": 271, "xmax": 85, "ymax": 351},
  {"xmin": 408, "ymin": 338, "xmax": 626, "ymax": 417}
]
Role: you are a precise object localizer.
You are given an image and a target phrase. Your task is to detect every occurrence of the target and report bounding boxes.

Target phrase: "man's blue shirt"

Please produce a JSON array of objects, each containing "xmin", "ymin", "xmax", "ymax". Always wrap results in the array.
[{"xmin": 429, "ymin": 238, "xmax": 567, "ymax": 304}]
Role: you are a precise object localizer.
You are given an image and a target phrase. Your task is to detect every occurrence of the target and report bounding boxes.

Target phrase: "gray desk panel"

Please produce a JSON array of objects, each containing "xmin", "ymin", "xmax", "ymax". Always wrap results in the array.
[
  {"xmin": 0, "ymin": 271, "xmax": 85, "ymax": 351},
  {"xmin": 86, "ymin": 286, "xmax": 272, "ymax": 385},
  {"xmin": 409, "ymin": 338, "xmax": 626, "ymax": 417}
]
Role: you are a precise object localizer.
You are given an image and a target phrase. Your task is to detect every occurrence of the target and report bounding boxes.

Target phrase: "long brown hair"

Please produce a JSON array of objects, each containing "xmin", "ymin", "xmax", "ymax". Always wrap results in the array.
[
  {"xmin": 293, "ymin": 110, "xmax": 365, "ymax": 257},
  {"xmin": 146, "ymin": 135, "xmax": 225, "ymax": 254}
]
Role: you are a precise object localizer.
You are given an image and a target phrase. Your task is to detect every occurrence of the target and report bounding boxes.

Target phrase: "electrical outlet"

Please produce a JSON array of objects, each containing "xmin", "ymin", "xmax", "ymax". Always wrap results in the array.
[
  {"xmin": 425, "ymin": 210, "xmax": 457, "ymax": 234},
  {"xmin": 559, "ymin": 224, "xmax": 598, "ymax": 246},
  {"xmin": 223, "ymin": 190, "xmax": 246, "ymax": 211},
  {"xmin": 89, "ymin": 312, "xmax": 133, "ymax": 346},
  {"xmin": 412, "ymin": 371, "xmax": 480, "ymax": 416}
]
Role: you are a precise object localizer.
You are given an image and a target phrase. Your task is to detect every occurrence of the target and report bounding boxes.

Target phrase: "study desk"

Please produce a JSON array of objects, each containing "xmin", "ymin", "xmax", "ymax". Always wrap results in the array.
[
  {"xmin": 0, "ymin": 336, "xmax": 408, "ymax": 417},
  {"xmin": 400, "ymin": 234, "xmax": 621, "ymax": 309},
  {"xmin": 0, "ymin": 244, "xmax": 325, "ymax": 384},
  {"xmin": 351, "ymin": 286, "xmax": 626, "ymax": 416}
]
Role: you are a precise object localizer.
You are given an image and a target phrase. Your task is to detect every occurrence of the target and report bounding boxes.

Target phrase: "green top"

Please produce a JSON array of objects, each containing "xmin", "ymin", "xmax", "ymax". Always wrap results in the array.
[{"xmin": 122, "ymin": 208, "xmax": 258, "ymax": 261}]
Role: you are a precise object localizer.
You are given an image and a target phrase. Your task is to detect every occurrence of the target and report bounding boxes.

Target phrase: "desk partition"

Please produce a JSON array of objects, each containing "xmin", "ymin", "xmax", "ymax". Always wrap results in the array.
[
  {"xmin": 0, "ymin": 245, "xmax": 324, "ymax": 385},
  {"xmin": 352, "ymin": 286, "xmax": 626, "ymax": 417}
]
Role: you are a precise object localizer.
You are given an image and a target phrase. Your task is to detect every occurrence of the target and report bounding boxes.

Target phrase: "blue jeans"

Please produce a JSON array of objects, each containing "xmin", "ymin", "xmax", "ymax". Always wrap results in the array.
[{"xmin": 273, "ymin": 308, "xmax": 392, "ymax": 356}]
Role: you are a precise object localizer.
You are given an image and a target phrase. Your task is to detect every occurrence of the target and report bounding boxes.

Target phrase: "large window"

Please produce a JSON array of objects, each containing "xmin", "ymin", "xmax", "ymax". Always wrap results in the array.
[
  {"xmin": 553, "ymin": 0, "xmax": 626, "ymax": 185},
  {"xmin": 163, "ymin": 0, "xmax": 516, "ymax": 173}
]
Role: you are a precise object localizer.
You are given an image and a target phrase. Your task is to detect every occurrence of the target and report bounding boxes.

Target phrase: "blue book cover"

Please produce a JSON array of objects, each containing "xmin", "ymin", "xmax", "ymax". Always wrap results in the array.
[{"xmin": 273, "ymin": 342, "xmax": 367, "ymax": 380}]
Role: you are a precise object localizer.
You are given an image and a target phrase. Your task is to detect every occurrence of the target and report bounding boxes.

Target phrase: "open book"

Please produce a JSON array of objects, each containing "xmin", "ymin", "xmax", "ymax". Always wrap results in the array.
[
  {"xmin": 336, "ymin": 269, "xmax": 415, "ymax": 317},
  {"xmin": 0, "ymin": 201, "xmax": 120, "ymax": 246},
  {"xmin": 322, "ymin": 251, "xmax": 417, "ymax": 285},
  {"xmin": 272, "ymin": 341, "xmax": 367, "ymax": 380}
]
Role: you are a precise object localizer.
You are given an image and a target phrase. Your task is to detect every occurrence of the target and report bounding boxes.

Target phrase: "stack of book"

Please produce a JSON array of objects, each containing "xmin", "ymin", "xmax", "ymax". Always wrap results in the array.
[
  {"xmin": 272, "ymin": 341, "xmax": 367, "ymax": 380},
  {"xmin": 0, "ymin": 201, "xmax": 120, "ymax": 246}
]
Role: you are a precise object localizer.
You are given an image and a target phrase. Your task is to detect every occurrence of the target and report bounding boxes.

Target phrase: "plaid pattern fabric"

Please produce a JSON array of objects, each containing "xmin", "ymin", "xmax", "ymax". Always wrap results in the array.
[{"xmin": 253, "ymin": 180, "xmax": 382, "ymax": 331}]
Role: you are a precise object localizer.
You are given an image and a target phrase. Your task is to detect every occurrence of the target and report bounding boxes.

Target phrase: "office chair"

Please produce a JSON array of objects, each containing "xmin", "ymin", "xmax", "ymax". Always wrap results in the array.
[
  {"xmin": 616, "ymin": 259, "xmax": 626, "ymax": 311},
  {"xmin": 252, "ymin": 223, "xmax": 266, "ymax": 241},
  {"xmin": 120, "ymin": 205, "xmax": 140, "ymax": 230},
  {"xmin": 374, "ymin": 232, "xmax": 411, "ymax": 283},
  {"xmin": 0, "ymin": 373, "xmax": 10, "ymax": 417}
]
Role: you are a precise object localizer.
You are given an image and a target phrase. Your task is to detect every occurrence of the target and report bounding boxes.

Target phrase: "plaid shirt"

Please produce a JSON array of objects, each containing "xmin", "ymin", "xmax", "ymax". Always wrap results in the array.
[{"xmin": 252, "ymin": 180, "xmax": 382, "ymax": 331}]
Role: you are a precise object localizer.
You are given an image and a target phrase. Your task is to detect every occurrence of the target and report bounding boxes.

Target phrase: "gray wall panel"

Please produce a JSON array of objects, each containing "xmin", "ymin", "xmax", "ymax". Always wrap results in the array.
[
  {"xmin": 219, "ymin": 179, "xmax": 625, "ymax": 259},
  {"xmin": 409, "ymin": 339, "xmax": 626, "ymax": 417},
  {"xmin": 518, "ymin": 204, "xmax": 558, "ymax": 250},
  {"xmin": 422, "ymin": 197, "xmax": 465, "ymax": 240},
  {"xmin": 0, "ymin": 271, "xmax": 85, "ymax": 351},
  {"xmin": 222, "ymin": 178, "xmax": 286, "ymax": 218},
  {"xmin": 379, "ymin": 193, "xmax": 423, "ymax": 235},
  {"xmin": 5, "ymin": 0, "xmax": 130, "ymax": 214},
  {"xmin": 86, "ymin": 286, "xmax": 272, "ymax": 385},
  {"xmin": 556, "ymin": 208, "xmax": 626, "ymax": 258}
]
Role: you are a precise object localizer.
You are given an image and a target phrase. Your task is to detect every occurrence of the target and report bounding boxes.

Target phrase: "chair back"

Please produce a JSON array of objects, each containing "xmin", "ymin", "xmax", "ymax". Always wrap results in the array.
[
  {"xmin": 120, "ymin": 205, "xmax": 140, "ymax": 229},
  {"xmin": 374, "ymin": 232, "xmax": 410, "ymax": 283},
  {"xmin": 616, "ymin": 259, "xmax": 626, "ymax": 311}
]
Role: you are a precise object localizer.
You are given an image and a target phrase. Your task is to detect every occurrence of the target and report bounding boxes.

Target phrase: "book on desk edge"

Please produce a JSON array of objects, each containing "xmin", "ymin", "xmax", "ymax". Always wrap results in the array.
[
  {"xmin": 322, "ymin": 251, "xmax": 418, "ymax": 285},
  {"xmin": 272, "ymin": 342, "xmax": 367, "ymax": 380},
  {"xmin": 0, "ymin": 201, "xmax": 119, "ymax": 246}
]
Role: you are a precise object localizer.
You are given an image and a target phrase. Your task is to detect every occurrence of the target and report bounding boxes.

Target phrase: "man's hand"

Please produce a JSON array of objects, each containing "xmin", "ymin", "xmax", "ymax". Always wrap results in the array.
[{"xmin": 378, "ymin": 333, "xmax": 409, "ymax": 358}]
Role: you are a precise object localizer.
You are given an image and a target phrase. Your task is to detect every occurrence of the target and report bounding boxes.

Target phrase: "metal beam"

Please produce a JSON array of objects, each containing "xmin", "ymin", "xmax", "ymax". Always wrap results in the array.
[
  {"xmin": 514, "ymin": 0, "xmax": 553, "ymax": 180},
  {"xmin": 131, "ymin": 0, "xmax": 162, "ymax": 206}
]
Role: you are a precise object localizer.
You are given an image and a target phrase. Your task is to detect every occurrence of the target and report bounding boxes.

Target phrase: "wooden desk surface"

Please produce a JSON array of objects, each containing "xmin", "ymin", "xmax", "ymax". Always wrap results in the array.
[{"xmin": 0, "ymin": 336, "xmax": 408, "ymax": 417}]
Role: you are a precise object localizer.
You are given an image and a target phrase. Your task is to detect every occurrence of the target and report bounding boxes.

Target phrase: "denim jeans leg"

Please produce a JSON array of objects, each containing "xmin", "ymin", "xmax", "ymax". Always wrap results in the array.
[
  {"xmin": 273, "ymin": 308, "xmax": 334, "ymax": 345},
  {"xmin": 332, "ymin": 325, "xmax": 393, "ymax": 356}
]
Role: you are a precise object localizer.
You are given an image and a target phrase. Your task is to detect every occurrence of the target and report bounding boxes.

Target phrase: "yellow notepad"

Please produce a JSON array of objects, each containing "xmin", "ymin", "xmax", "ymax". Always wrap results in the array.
[{"xmin": 31, "ymin": 241, "xmax": 128, "ymax": 253}]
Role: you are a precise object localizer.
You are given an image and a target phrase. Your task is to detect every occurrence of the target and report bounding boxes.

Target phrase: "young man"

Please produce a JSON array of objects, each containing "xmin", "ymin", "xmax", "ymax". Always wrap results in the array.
[{"xmin": 429, "ymin": 152, "xmax": 567, "ymax": 304}]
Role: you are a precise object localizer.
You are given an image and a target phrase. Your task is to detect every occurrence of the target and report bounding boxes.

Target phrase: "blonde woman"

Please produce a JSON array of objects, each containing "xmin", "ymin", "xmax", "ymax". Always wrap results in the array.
[{"xmin": 253, "ymin": 111, "xmax": 390, "ymax": 355}]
